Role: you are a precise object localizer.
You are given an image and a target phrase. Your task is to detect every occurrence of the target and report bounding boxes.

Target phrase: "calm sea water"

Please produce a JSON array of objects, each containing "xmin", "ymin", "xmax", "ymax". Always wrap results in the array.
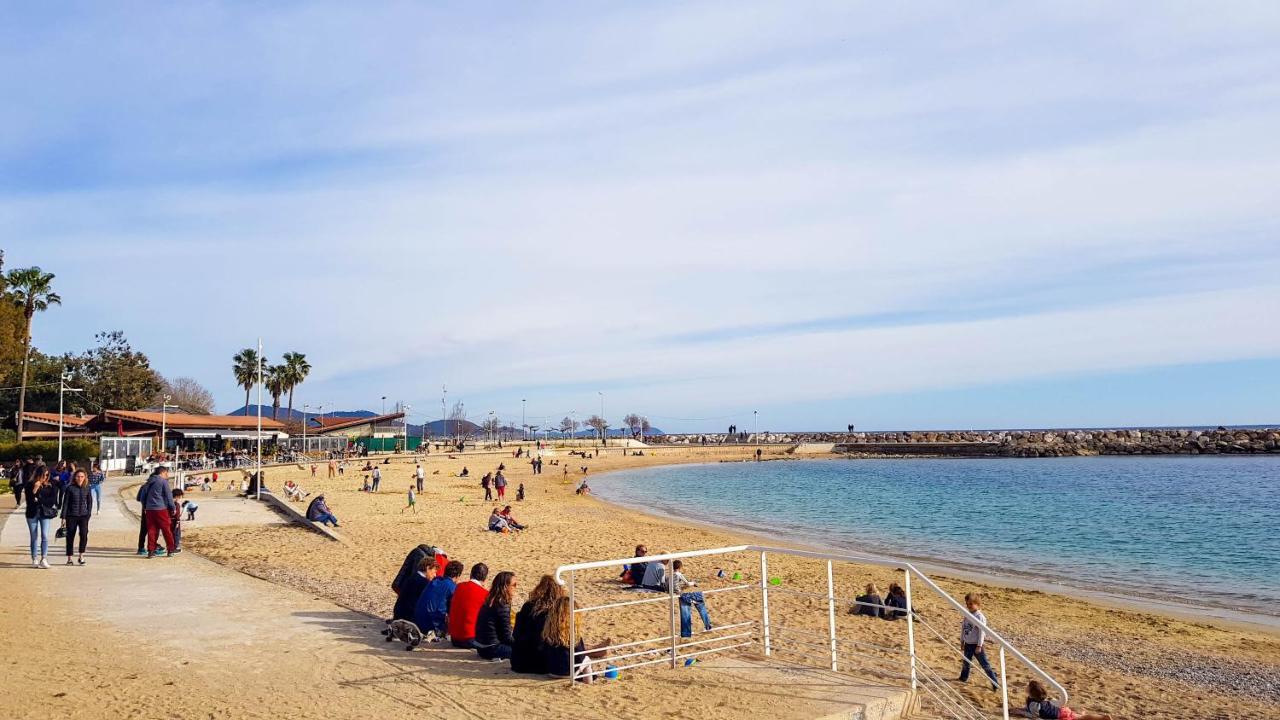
[{"xmin": 593, "ymin": 456, "xmax": 1280, "ymax": 616}]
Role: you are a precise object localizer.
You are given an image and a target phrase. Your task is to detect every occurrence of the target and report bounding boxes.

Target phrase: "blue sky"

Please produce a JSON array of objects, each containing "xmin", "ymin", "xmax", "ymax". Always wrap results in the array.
[{"xmin": 4, "ymin": 2, "xmax": 1279, "ymax": 432}]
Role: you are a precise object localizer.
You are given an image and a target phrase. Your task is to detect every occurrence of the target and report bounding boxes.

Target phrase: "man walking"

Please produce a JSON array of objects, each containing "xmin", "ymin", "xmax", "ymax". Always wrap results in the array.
[
  {"xmin": 371, "ymin": 466, "xmax": 382, "ymax": 492},
  {"xmin": 415, "ymin": 463, "xmax": 425, "ymax": 493},
  {"xmin": 137, "ymin": 466, "xmax": 177, "ymax": 559}
]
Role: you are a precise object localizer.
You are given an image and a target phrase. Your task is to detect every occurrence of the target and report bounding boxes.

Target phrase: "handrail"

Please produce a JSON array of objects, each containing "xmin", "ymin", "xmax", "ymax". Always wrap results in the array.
[{"xmin": 554, "ymin": 543, "xmax": 1068, "ymax": 705}]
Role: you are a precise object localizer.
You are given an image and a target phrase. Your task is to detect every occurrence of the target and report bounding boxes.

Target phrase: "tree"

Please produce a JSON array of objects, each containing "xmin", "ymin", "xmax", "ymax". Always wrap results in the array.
[
  {"xmin": 623, "ymin": 413, "xmax": 642, "ymax": 439},
  {"xmin": 232, "ymin": 348, "xmax": 261, "ymax": 415},
  {"xmin": 265, "ymin": 365, "xmax": 288, "ymax": 420},
  {"xmin": 156, "ymin": 376, "xmax": 215, "ymax": 415},
  {"xmin": 558, "ymin": 416, "xmax": 574, "ymax": 437},
  {"xmin": 64, "ymin": 331, "xmax": 164, "ymax": 412},
  {"xmin": 0, "ymin": 251, "xmax": 29, "ymax": 372},
  {"xmin": 585, "ymin": 414, "xmax": 609, "ymax": 444},
  {"xmin": 281, "ymin": 351, "xmax": 310, "ymax": 420},
  {"xmin": 481, "ymin": 415, "xmax": 501, "ymax": 440},
  {"xmin": 6, "ymin": 266, "xmax": 60, "ymax": 440}
]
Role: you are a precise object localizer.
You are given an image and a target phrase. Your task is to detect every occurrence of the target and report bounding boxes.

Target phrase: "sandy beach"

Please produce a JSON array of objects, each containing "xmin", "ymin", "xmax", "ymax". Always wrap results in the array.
[
  {"xmin": 3, "ymin": 444, "xmax": 1276, "ymax": 719},
  {"xmin": 180, "ymin": 443, "xmax": 1279, "ymax": 719}
]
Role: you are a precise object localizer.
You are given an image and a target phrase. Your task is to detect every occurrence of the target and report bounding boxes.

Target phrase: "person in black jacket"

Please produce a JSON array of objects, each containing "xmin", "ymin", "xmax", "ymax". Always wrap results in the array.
[
  {"xmin": 510, "ymin": 575, "xmax": 564, "ymax": 673},
  {"xmin": 851, "ymin": 583, "xmax": 884, "ymax": 618},
  {"xmin": 392, "ymin": 556, "xmax": 436, "ymax": 622},
  {"xmin": 24, "ymin": 467, "xmax": 59, "ymax": 569},
  {"xmin": 61, "ymin": 469, "xmax": 94, "ymax": 565},
  {"xmin": 473, "ymin": 571, "xmax": 517, "ymax": 660}
]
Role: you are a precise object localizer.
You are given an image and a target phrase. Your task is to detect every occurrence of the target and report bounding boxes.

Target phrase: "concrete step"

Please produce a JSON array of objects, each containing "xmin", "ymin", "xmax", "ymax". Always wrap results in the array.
[{"xmin": 693, "ymin": 654, "xmax": 917, "ymax": 720}]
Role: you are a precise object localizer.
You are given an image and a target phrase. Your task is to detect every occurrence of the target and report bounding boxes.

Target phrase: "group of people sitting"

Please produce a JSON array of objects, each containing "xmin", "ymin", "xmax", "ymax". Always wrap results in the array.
[
  {"xmin": 847, "ymin": 582, "xmax": 910, "ymax": 619},
  {"xmin": 619, "ymin": 545, "xmax": 714, "ymax": 637},
  {"xmin": 388, "ymin": 544, "xmax": 611, "ymax": 681},
  {"xmin": 487, "ymin": 506, "xmax": 526, "ymax": 533}
]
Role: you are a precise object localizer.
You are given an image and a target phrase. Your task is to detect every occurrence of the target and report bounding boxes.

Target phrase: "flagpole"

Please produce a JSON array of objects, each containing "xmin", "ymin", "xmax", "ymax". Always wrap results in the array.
[{"xmin": 256, "ymin": 338, "xmax": 263, "ymax": 501}]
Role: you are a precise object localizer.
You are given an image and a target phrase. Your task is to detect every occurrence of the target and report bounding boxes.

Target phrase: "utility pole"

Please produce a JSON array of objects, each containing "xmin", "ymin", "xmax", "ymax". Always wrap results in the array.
[
  {"xmin": 522, "ymin": 398, "xmax": 527, "ymax": 441},
  {"xmin": 57, "ymin": 372, "xmax": 83, "ymax": 462},
  {"xmin": 441, "ymin": 385, "xmax": 447, "ymax": 441},
  {"xmin": 255, "ymin": 338, "xmax": 263, "ymax": 501},
  {"xmin": 303, "ymin": 403, "xmax": 310, "ymax": 456},
  {"xmin": 403, "ymin": 404, "xmax": 412, "ymax": 452}
]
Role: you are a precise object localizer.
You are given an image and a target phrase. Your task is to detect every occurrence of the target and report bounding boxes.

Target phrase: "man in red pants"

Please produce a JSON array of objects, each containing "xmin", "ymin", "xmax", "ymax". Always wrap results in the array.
[{"xmin": 137, "ymin": 466, "xmax": 177, "ymax": 558}]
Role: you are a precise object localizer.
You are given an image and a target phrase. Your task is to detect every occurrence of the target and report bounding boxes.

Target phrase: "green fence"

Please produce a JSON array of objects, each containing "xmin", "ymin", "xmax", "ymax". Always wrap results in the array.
[{"xmin": 353, "ymin": 436, "xmax": 425, "ymax": 453}]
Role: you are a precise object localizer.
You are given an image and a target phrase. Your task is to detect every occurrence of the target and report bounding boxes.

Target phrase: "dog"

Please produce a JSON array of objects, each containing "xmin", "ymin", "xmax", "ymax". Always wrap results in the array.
[{"xmin": 382, "ymin": 619, "xmax": 424, "ymax": 651}]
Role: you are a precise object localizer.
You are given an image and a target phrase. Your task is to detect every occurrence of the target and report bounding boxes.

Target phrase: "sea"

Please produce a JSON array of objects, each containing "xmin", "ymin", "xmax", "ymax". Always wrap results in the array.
[{"xmin": 592, "ymin": 456, "xmax": 1280, "ymax": 619}]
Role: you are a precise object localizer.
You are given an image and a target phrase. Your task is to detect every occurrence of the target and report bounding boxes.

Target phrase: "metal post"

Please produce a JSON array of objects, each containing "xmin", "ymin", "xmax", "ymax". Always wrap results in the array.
[
  {"xmin": 760, "ymin": 551, "xmax": 771, "ymax": 656},
  {"xmin": 567, "ymin": 571, "xmax": 577, "ymax": 687},
  {"xmin": 904, "ymin": 569, "xmax": 918, "ymax": 690},
  {"xmin": 999, "ymin": 647, "xmax": 1010, "ymax": 720},
  {"xmin": 669, "ymin": 564, "xmax": 679, "ymax": 668},
  {"xmin": 255, "ymin": 338, "xmax": 263, "ymax": 501},
  {"xmin": 522, "ymin": 399, "xmax": 526, "ymax": 441},
  {"xmin": 827, "ymin": 560, "xmax": 838, "ymax": 671},
  {"xmin": 302, "ymin": 403, "xmax": 308, "ymax": 456}
]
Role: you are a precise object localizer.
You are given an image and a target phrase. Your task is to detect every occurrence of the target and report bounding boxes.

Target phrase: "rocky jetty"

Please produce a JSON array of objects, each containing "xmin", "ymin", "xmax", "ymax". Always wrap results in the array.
[{"xmin": 649, "ymin": 428, "xmax": 1280, "ymax": 458}]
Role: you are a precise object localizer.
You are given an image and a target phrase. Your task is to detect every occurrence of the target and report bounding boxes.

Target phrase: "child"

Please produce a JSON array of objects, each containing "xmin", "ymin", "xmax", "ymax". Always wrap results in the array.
[
  {"xmin": 402, "ymin": 486, "xmax": 417, "ymax": 514},
  {"xmin": 184, "ymin": 499, "xmax": 199, "ymax": 522},
  {"xmin": 310, "ymin": 463, "xmax": 317, "ymax": 477},
  {"xmin": 516, "ymin": 483, "xmax": 525, "ymax": 502},
  {"xmin": 415, "ymin": 560, "xmax": 464, "ymax": 641},
  {"xmin": 1025, "ymin": 680, "xmax": 1111, "ymax": 720},
  {"xmin": 170, "ymin": 489, "xmax": 185, "ymax": 554},
  {"xmin": 957, "ymin": 593, "xmax": 999, "ymax": 690},
  {"xmin": 671, "ymin": 560, "xmax": 712, "ymax": 638}
]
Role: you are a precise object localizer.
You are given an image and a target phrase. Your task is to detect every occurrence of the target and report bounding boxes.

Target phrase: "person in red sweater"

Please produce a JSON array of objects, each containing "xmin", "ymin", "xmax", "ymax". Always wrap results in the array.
[{"xmin": 448, "ymin": 563, "xmax": 490, "ymax": 648}]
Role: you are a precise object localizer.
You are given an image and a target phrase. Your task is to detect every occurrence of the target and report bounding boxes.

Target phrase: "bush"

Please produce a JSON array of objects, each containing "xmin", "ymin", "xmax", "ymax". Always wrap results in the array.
[{"xmin": 0, "ymin": 439, "xmax": 98, "ymax": 462}]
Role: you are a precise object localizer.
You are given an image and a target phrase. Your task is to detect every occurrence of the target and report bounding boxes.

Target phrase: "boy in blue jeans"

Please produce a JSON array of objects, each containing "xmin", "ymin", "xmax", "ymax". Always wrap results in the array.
[
  {"xmin": 957, "ymin": 592, "xmax": 999, "ymax": 690},
  {"xmin": 670, "ymin": 560, "xmax": 713, "ymax": 637}
]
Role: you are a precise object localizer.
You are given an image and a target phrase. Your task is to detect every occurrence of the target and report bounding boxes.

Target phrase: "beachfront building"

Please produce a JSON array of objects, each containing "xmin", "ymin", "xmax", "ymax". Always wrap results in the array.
[
  {"xmin": 16, "ymin": 411, "xmax": 98, "ymax": 440},
  {"xmin": 307, "ymin": 412, "xmax": 412, "ymax": 452},
  {"xmin": 93, "ymin": 409, "xmax": 290, "ymax": 454}
]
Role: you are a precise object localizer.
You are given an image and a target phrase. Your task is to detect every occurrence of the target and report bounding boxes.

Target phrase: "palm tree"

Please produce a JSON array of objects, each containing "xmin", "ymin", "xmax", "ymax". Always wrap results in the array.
[
  {"xmin": 232, "ymin": 348, "xmax": 262, "ymax": 415},
  {"xmin": 265, "ymin": 365, "xmax": 288, "ymax": 420},
  {"xmin": 281, "ymin": 351, "xmax": 310, "ymax": 421},
  {"xmin": 6, "ymin": 267, "xmax": 60, "ymax": 441}
]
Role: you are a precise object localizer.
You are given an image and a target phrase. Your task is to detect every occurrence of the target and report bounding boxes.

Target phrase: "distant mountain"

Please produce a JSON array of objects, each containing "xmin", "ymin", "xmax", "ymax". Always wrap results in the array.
[{"xmin": 228, "ymin": 406, "xmax": 376, "ymax": 422}]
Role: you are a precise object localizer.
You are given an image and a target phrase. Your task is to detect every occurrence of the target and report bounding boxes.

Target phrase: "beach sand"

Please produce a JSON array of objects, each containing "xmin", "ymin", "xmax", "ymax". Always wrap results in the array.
[{"xmin": 183, "ymin": 443, "xmax": 1280, "ymax": 719}]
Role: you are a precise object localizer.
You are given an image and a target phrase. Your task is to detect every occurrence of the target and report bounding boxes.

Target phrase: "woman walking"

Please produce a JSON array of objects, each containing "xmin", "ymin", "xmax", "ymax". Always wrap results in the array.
[
  {"xmin": 24, "ymin": 467, "xmax": 58, "ymax": 568},
  {"xmin": 62, "ymin": 469, "xmax": 94, "ymax": 565}
]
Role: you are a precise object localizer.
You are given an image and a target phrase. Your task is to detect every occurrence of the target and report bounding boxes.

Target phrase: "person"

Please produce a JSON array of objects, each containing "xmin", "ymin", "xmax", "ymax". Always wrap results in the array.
[
  {"xmin": 755, "ymin": 448, "xmax": 762, "ymax": 462},
  {"xmin": 169, "ymin": 489, "xmax": 185, "ymax": 554},
  {"xmin": 540, "ymin": 597, "xmax": 610, "ymax": 681},
  {"xmin": 511, "ymin": 574, "xmax": 565, "ymax": 674},
  {"xmin": 9, "ymin": 459, "xmax": 25, "ymax": 509},
  {"xmin": 448, "ymin": 563, "xmax": 489, "ymax": 648},
  {"xmin": 184, "ymin": 498, "xmax": 199, "ymax": 522},
  {"xmin": 516, "ymin": 483, "xmax": 525, "ymax": 501},
  {"xmin": 622, "ymin": 545, "xmax": 649, "ymax": 585},
  {"xmin": 138, "ymin": 466, "xmax": 177, "ymax": 559},
  {"xmin": 415, "ymin": 463, "xmax": 425, "ymax": 493},
  {"xmin": 306, "ymin": 494, "xmax": 339, "ymax": 527},
  {"xmin": 402, "ymin": 486, "xmax": 417, "ymax": 514},
  {"xmin": 957, "ymin": 592, "xmax": 999, "ymax": 691},
  {"xmin": 310, "ymin": 463, "xmax": 317, "ymax": 478},
  {"xmin": 393, "ymin": 556, "xmax": 436, "ymax": 622},
  {"xmin": 670, "ymin": 560, "xmax": 713, "ymax": 637},
  {"xmin": 494, "ymin": 470, "xmax": 507, "ymax": 500},
  {"xmin": 575, "ymin": 479, "xmax": 591, "ymax": 495},
  {"xmin": 24, "ymin": 467, "xmax": 58, "ymax": 568},
  {"xmin": 498, "ymin": 505, "xmax": 526, "ymax": 530},
  {"xmin": 640, "ymin": 557, "xmax": 667, "ymax": 590},
  {"xmin": 415, "ymin": 560, "xmax": 464, "ymax": 641},
  {"xmin": 473, "ymin": 571, "xmax": 516, "ymax": 660},
  {"xmin": 1024, "ymin": 679, "xmax": 1112, "ymax": 720},
  {"xmin": 88, "ymin": 464, "xmax": 105, "ymax": 514},
  {"xmin": 458, "ymin": 466, "xmax": 469, "ymax": 477},
  {"xmin": 283, "ymin": 479, "xmax": 306, "ymax": 501},
  {"xmin": 852, "ymin": 583, "xmax": 883, "ymax": 618},
  {"xmin": 481, "ymin": 473, "xmax": 493, "ymax": 501},
  {"xmin": 882, "ymin": 583, "xmax": 909, "ymax": 620},
  {"xmin": 392, "ymin": 544, "xmax": 446, "ymax": 594},
  {"xmin": 488, "ymin": 507, "xmax": 511, "ymax": 533},
  {"xmin": 371, "ymin": 466, "xmax": 381, "ymax": 492}
]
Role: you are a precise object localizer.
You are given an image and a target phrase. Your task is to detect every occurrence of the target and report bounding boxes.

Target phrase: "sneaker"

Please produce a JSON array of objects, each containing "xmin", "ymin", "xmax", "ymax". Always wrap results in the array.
[
  {"xmin": 38, "ymin": 558, "xmax": 50, "ymax": 569},
  {"xmin": 77, "ymin": 557, "xmax": 86, "ymax": 566},
  {"xmin": 137, "ymin": 549, "xmax": 147, "ymax": 556},
  {"xmin": 146, "ymin": 553, "xmax": 155, "ymax": 559},
  {"xmin": 66, "ymin": 558, "xmax": 74, "ymax": 565},
  {"xmin": 31, "ymin": 558, "xmax": 39, "ymax": 568},
  {"xmin": 156, "ymin": 548, "xmax": 167, "ymax": 557}
]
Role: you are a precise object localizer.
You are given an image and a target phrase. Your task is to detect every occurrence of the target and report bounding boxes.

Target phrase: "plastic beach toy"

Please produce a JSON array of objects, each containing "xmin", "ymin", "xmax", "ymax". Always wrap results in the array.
[
  {"xmin": 732, "ymin": 572, "xmax": 742, "ymax": 581},
  {"xmin": 605, "ymin": 665, "xmax": 620, "ymax": 679},
  {"xmin": 769, "ymin": 577, "xmax": 782, "ymax": 586},
  {"xmin": 684, "ymin": 658, "xmax": 698, "ymax": 667}
]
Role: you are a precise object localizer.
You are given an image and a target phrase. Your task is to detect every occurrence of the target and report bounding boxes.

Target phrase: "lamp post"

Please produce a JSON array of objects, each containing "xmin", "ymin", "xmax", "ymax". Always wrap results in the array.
[
  {"xmin": 488, "ymin": 410, "xmax": 495, "ymax": 445},
  {"xmin": 441, "ymin": 385, "xmax": 447, "ymax": 441},
  {"xmin": 256, "ymin": 338, "xmax": 263, "ymax": 501},
  {"xmin": 754, "ymin": 410, "xmax": 758, "ymax": 445},
  {"xmin": 57, "ymin": 372, "xmax": 83, "ymax": 462},
  {"xmin": 403, "ymin": 404, "xmax": 411, "ymax": 452},
  {"xmin": 522, "ymin": 398, "xmax": 527, "ymax": 441},
  {"xmin": 598, "ymin": 391, "xmax": 605, "ymax": 447},
  {"xmin": 381, "ymin": 396, "xmax": 387, "ymax": 415},
  {"xmin": 303, "ymin": 403, "xmax": 310, "ymax": 456}
]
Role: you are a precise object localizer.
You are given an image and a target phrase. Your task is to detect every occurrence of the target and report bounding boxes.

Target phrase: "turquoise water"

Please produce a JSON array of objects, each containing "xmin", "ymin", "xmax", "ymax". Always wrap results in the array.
[{"xmin": 593, "ymin": 456, "xmax": 1280, "ymax": 616}]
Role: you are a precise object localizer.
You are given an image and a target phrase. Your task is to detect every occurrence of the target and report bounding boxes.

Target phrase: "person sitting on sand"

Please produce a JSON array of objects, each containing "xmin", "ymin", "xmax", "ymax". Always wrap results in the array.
[
  {"xmin": 393, "ymin": 544, "xmax": 445, "ymax": 594},
  {"xmin": 392, "ymin": 556, "xmax": 436, "ymax": 622},
  {"xmin": 306, "ymin": 494, "xmax": 339, "ymax": 527},
  {"xmin": 488, "ymin": 508, "xmax": 512, "ymax": 533},
  {"xmin": 498, "ymin": 505, "xmax": 526, "ymax": 530},
  {"xmin": 448, "ymin": 563, "xmax": 489, "ymax": 648},
  {"xmin": 511, "ymin": 575, "xmax": 564, "ymax": 674},
  {"xmin": 415, "ymin": 560, "xmax": 464, "ymax": 641},
  {"xmin": 882, "ymin": 583, "xmax": 908, "ymax": 620},
  {"xmin": 473, "ymin": 571, "xmax": 517, "ymax": 660},
  {"xmin": 575, "ymin": 479, "xmax": 591, "ymax": 495},
  {"xmin": 622, "ymin": 545, "xmax": 648, "ymax": 585},
  {"xmin": 540, "ymin": 596, "xmax": 610, "ymax": 681},
  {"xmin": 639, "ymin": 557, "xmax": 668, "ymax": 590},
  {"xmin": 1025, "ymin": 680, "xmax": 1112, "ymax": 720},
  {"xmin": 516, "ymin": 483, "xmax": 525, "ymax": 502},
  {"xmin": 851, "ymin": 583, "xmax": 883, "ymax": 618},
  {"xmin": 458, "ymin": 466, "xmax": 469, "ymax": 477}
]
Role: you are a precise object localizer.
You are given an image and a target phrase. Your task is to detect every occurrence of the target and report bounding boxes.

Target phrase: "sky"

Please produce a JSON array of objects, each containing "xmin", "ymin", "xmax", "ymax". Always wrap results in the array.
[{"xmin": 4, "ymin": 1, "xmax": 1280, "ymax": 433}]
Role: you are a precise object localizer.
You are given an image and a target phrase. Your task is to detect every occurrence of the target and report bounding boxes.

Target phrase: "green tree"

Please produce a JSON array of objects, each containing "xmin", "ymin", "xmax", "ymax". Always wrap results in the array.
[
  {"xmin": 64, "ymin": 331, "xmax": 164, "ymax": 412},
  {"xmin": 5, "ymin": 266, "xmax": 60, "ymax": 440},
  {"xmin": 0, "ymin": 251, "xmax": 30, "ymax": 371},
  {"xmin": 281, "ymin": 351, "xmax": 310, "ymax": 420},
  {"xmin": 232, "ymin": 348, "xmax": 262, "ymax": 415},
  {"xmin": 265, "ymin": 365, "xmax": 287, "ymax": 420}
]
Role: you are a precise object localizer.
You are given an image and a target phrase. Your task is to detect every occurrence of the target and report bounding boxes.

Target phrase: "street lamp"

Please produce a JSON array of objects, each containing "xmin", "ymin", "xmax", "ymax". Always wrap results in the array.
[
  {"xmin": 57, "ymin": 372, "xmax": 83, "ymax": 462},
  {"xmin": 403, "ymin": 404, "xmax": 411, "ymax": 452},
  {"xmin": 522, "ymin": 399, "xmax": 527, "ymax": 441},
  {"xmin": 598, "ymin": 391, "xmax": 605, "ymax": 447},
  {"xmin": 753, "ymin": 410, "xmax": 758, "ymax": 445},
  {"xmin": 160, "ymin": 394, "xmax": 180, "ymax": 456},
  {"xmin": 488, "ymin": 410, "xmax": 495, "ymax": 445},
  {"xmin": 256, "ymin": 338, "xmax": 263, "ymax": 501},
  {"xmin": 381, "ymin": 396, "xmax": 387, "ymax": 415},
  {"xmin": 303, "ymin": 403, "xmax": 310, "ymax": 456}
]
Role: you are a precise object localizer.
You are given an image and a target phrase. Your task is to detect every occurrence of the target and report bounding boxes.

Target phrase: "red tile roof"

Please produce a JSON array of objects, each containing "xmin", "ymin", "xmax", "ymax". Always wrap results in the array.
[
  {"xmin": 104, "ymin": 409, "xmax": 287, "ymax": 431},
  {"xmin": 21, "ymin": 412, "xmax": 95, "ymax": 428},
  {"xmin": 308, "ymin": 412, "xmax": 404, "ymax": 434}
]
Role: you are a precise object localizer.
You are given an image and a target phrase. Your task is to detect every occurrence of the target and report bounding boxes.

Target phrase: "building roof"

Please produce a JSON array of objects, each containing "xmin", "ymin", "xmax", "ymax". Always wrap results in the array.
[
  {"xmin": 20, "ymin": 412, "xmax": 95, "ymax": 429},
  {"xmin": 103, "ymin": 409, "xmax": 288, "ymax": 431},
  {"xmin": 307, "ymin": 412, "xmax": 404, "ymax": 434}
]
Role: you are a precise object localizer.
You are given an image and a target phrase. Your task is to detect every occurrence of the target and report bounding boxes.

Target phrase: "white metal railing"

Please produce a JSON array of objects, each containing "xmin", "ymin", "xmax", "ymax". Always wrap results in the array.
[{"xmin": 555, "ymin": 544, "xmax": 1067, "ymax": 719}]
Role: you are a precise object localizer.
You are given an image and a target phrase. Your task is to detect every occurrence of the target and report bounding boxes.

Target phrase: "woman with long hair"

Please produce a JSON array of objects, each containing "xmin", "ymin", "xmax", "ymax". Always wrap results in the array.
[
  {"xmin": 61, "ymin": 469, "xmax": 94, "ymax": 565},
  {"xmin": 511, "ymin": 575, "xmax": 565, "ymax": 673},
  {"xmin": 473, "ymin": 571, "xmax": 517, "ymax": 660},
  {"xmin": 540, "ymin": 597, "xmax": 611, "ymax": 681},
  {"xmin": 24, "ymin": 467, "xmax": 58, "ymax": 569}
]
